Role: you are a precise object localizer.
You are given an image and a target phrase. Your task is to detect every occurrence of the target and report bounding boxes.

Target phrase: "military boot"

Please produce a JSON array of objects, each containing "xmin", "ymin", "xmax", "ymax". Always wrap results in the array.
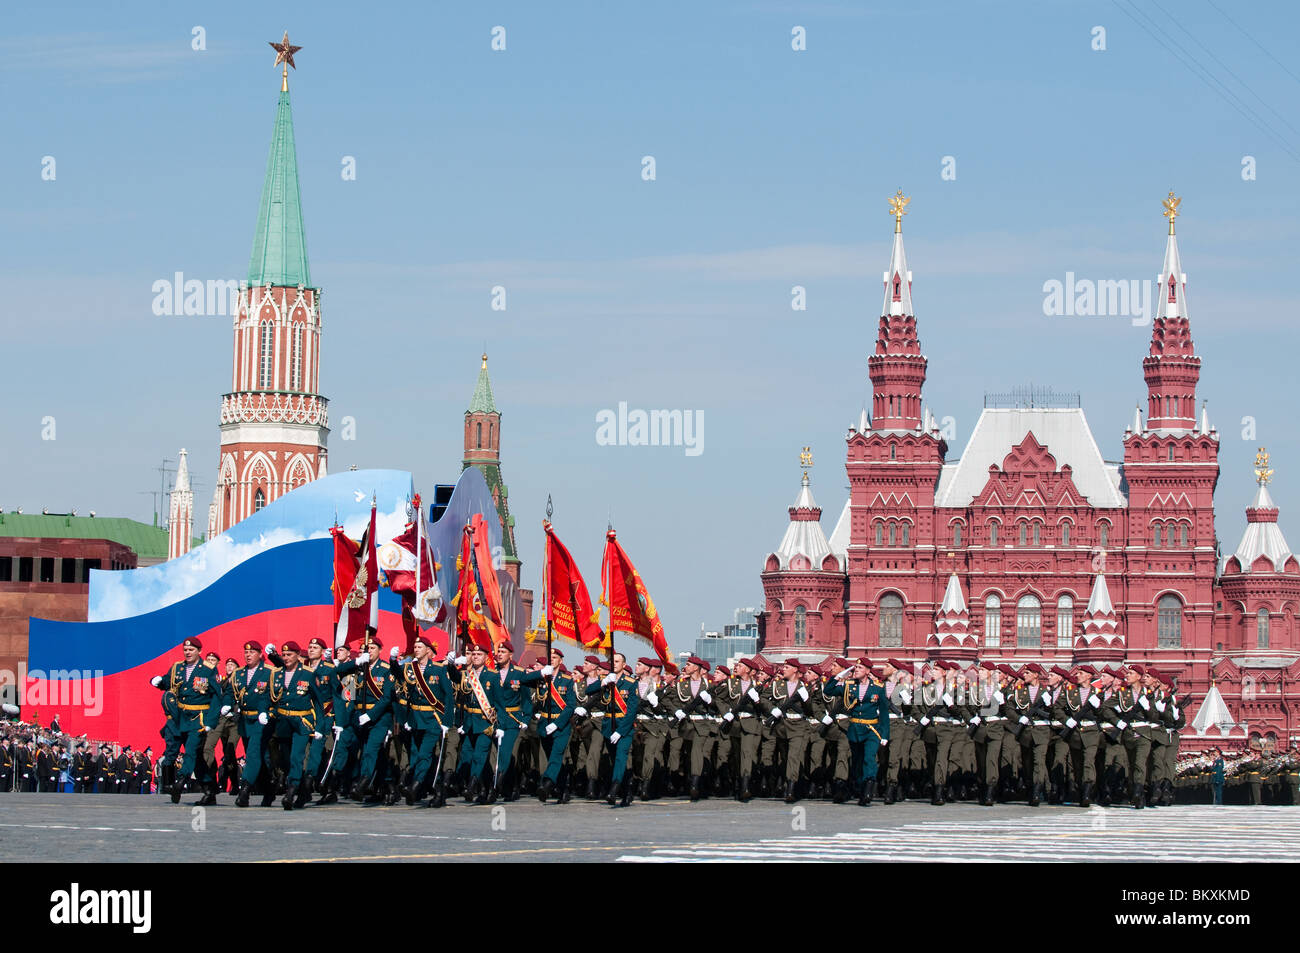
[
  {"xmin": 979, "ymin": 782, "xmax": 994, "ymax": 807},
  {"xmin": 430, "ymin": 780, "xmax": 447, "ymax": 808},
  {"xmin": 1079, "ymin": 781, "xmax": 1094, "ymax": 807},
  {"xmin": 688, "ymin": 775, "xmax": 702, "ymax": 802},
  {"xmin": 784, "ymin": 780, "xmax": 798, "ymax": 804},
  {"xmin": 234, "ymin": 781, "xmax": 251, "ymax": 808},
  {"xmin": 282, "ymin": 785, "xmax": 296, "ymax": 810},
  {"xmin": 620, "ymin": 778, "xmax": 636, "ymax": 808},
  {"xmin": 169, "ymin": 775, "xmax": 184, "ymax": 804},
  {"xmin": 194, "ymin": 779, "xmax": 218, "ymax": 807},
  {"xmin": 295, "ymin": 778, "xmax": 312, "ymax": 809}
]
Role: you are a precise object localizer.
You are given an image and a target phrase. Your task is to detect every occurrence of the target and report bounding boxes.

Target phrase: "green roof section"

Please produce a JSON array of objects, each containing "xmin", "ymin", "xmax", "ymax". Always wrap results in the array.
[
  {"xmin": 247, "ymin": 88, "xmax": 311, "ymax": 288},
  {"xmin": 468, "ymin": 353, "xmax": 498, "ymax": 414},
  {"xmin": 0, "ymin": 513, "xmax": 176, "ymax": 561}
]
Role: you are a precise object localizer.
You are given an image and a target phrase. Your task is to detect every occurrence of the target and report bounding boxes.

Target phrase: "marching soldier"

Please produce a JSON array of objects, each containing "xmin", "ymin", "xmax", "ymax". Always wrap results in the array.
[
  {"xmin": 631, "ymin": 657, "xmax": 669, "ymax": 800},
  {"xmin": 537, "ymin": 647, "xmax": 578, "ymax": 804},
  {"xmin": 601, "ymin": 652, "xmax": 640, "ymax": 806},
  {"xmin": 1054, "ymin": 664, "xmax": 1102, "ymax": 806},
  {"xmin": 572, "ymin": 656, "xmax": 607, "ymax": 798},
  {"xmin": 269, "ymin": 641, "xmax": 324, "ymax": 809},
  {"xmin": 149, "ymin": 636, "xmax": 221, "ymax": 804},
  {"xmin": 454, "ymin": 642, "xmax": 505, "ymax": 804},
  {"xmin": 402, "ymin": 634, "xmax": 456, "ymax": 806},
  {"xmin": 1010, "ymin": 663, "xmax": 1053, "ymax": 806},
  {"xmin": 229, "ymin": 640, "xmax": 276, "ymax": 807},
  {"xmin": 833, "ymin": 657, "xmax": 890, "ymax": 804},
  {"xmin": 1104, "ymin": 666, "xmax": 1151, "ymax": 809},
  {"xmin": 715, "ymin": 659, "xmax": 761, "ymax": 802},
  {"xmin": 487, "ymin": 639, "xmax": 547, "ymax": 802},
  {"xmin": 667, "ymin": 655, "xmax": 717, "ymax": 800},
  {"xmin": 202, "ymin": 653, "xmax": 240, "ymax": 793},
  {"xmin": 767, "ymin": 658, "xmax": 815, "ymax": 803},
  {"xmin": 346, "ymin": 633, "xmax": 396, "ymax": 801},
  {"xmin": 301, "ymin": 638, "xmax": 336, "ymax": 799}
]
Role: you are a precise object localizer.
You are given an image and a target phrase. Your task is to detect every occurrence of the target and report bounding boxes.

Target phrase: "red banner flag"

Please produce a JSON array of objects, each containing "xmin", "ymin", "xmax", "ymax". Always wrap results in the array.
[
  {"xmin": 452, "ymin": 513, "xmax": 510, "ymax": 656},
  {"xmin": 543, "ymin": 520, "xmax": 603, "ymax": 649},
  {"xmin": 601, "ymin": 529, "xmax": 676, "ymax": 673},
  {"xmin": 331, "ymin": 525, "xmax": 363, "ymax": 648}
]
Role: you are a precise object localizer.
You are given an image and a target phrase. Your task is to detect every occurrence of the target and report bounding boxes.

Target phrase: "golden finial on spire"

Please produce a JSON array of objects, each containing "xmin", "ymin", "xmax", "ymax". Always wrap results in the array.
[
  {"xmin": 1162, "ymin": 190, "xmax": 1181, "ymax": 235},
  {"xmin": 1254, "ymin": 447, "xmax": 1274, "ymax": 486},
  {"xmin": 800, "ymin": 446, "xmax": 813, "ymax": 479},
  {"xmin": 270, "ymin": 31, "xmax": 303, "ymax": 92},
  {"xmin": 888, "ymin": 190, "xmax": 910, "ymax": 233},
  {"xmin": 481, "ymin": 352, "xmax": 488, "ymax": 369}
]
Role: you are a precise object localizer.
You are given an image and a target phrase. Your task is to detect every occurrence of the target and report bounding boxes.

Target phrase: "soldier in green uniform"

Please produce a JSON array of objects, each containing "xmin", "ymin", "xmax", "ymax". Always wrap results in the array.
[
  {"xmin": 572, "ymin": 656, "xmax": 608, "ymax": 798},
  {"xmin": 709, "ymin": 666, "xmax": 735, "ymax": 796},
  {"xmin": 228, "ymin": 640, "xmax": 276, "ymax": 807},
  {"xmin": 537, "ymin": 647, "xmax": 578, "ymax": 803},
  {"xmin": 347, "ymin": 634, "xmax": 396, "ymax": 800},
  {"xmin": 601, "ymin": 653, "xmax": 641, "ymax": 806},
  {"xmin": 269, "ymin": 641, "xmax": 324, "ymax": 809},
  {"xmin": 149, "ymin": 636, "xmax": 221, "ymax": 804},
  {"xmin": 300, "ymin": 638, "xmax": 335, "ymax": 799},
  {"xmin": 402, "ymin": 633, "xmax": 456, "ymax": 805},
  {"xmin": 830, "ymin": 657, "xmax": 887, "ymax": 804},
  {"xmin": 1152, "ymin": 670, "xmax": 1185, "ymax": 806},
  {"xmin": 486, "ymin": 639, "xmax": 547, "ymax": 801},
  {"xmin": 1104, "ymin": 666, "xmax": 1152, "ymax": 808},
  {"xmin": 454, "ymin": 642, "xmax": 506, "ymax": 804},
  {"xmin": 202, "ymin": 654, "xmax": 241, "ymax": 795}
]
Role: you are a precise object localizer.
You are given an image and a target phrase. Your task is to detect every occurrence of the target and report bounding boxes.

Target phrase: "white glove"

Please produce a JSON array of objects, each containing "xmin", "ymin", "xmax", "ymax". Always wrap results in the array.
[
  {"xmin": 404, "ymin": 722, "xmax": 412, "ymax": 731},
  {"xmin": 771, "ymin": 707, "xmax": 783, "ymax": 718},
  {"xmin": 1172, "ymin": 707, "xmax": 1180, "ymax": 719},
  {"xmin": 899, "ymin": 690, "xmax": 913, "ymax": 704},
  {"xmin": 1117, "ymin": 720, "xmax": 1128, "ymax": 730},
  {"xmin": 332, "ymin": 725, "xmax": 343, "ymax": 737},
  {"xmin": 358, "ymin": 713, "xmax": 371, "ymax": 726},
  {"xmin": 724, "ymin": 712, "xmax": 735, "ymax": 722},
  {"xmin": 257, "ymin": 712, "xmax": 269, "ymax": 726},
  {"xmin": 457, "ymin": 726, "xmax": 465, "ymax": 736},
  {"xmin": 797, "ymin": 686, "xmax": 809, "ymax": 701},
  {"xmin": 602, "ymin": 672, "xmax": 617, "ymax": 685},
  {"xmin": 312, "ymin": 731, "xmax": 323, "ymax": 739},
  {"xmin": 919, "ymin": 716, "xmax": 930, "ymax": 726},
  {"xmin": 1155, "ymin": 700, "xmax": 1166, "ymax": 713},
  {"xmin": 993, "ymin": 691, "xmax": 1005, "ymax": 704},
  {"xmin": 220, "ymin": 705, "xmax": 231, "ymax": 716},
  {"xmin": 356, "ymin": 651, "xmax": 372, "ymax": 665},
  {"xmin": 1088, "ymin": 695, "xmax": 1101, "ymax": 709},
  {"xmin": 1066, "ymin": 718, "xmax": 1077, "ymax": 729},
  {"xmin": 1018, "ymin": 715, "xmax": 1029, "ymax": 725},
  {"xmin": 675, "ymin": 710, "xmax": 686, "ymax": 721},
  {"xmin": 150, "ymin": 676, "xmax": 163, "ymax": 688},
  {"xmin": 880, "ymin": 738, "xmax": 888, "ymax": 747},
  {"xmin": 494, "ymin": 729, "xmax": 504, "ymax": 743},
  {"xmin": 1138, "ymin": 695, "xmax": 1150, "ymax": 711},
  {"xmin": 389, "ymin": 647, "xmax": 399, "ymax": 660},
  {"xmin": 545, "ymin": 722, "xmax": 558, "ymax": 736},
  {"xmin": 610, "ymin": 731, "xmax": 621, "ymax": 745},
  {"xmin": 821, "ymin": 714, "xmax": 833, "ymax": 725},
  {"xmin": 834, "ymin": 669, "xmax": 849, "ymax": 680},
  {"xmin": 700, "ymin": 691, "xmax": 712, "ymax": 704},
  {"xmin": 455, "ymin": 655, "xmax": 468, "ymax": 666},
  {"xmin": 970, "ymin": 715, "xmax": 981, "ymax": 726},
  {"xmin": 647, "ymin": 692, "xmax": 659, "ymax": 707},
  {"xmin": 574, "ymin": 706, "xmax": 588, "ymax": 717},
  {"xmin": 942, "ymin": 693, "xmax": 954, "ymax": 706},
  {"xmin": 747, "ymin": 688, "xmax": 760, "ymax": 702},
  {"xmin": 540, "ymin": 665, "xmax": 554, "ymax": 677},
  {"xmin": 441, "ymin": 724, "xmax": 450, "ymax": 735}
]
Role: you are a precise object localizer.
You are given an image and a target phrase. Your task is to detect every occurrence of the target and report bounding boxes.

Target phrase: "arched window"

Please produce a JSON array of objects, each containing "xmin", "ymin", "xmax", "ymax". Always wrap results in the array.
[
  {"xmin": 254, "ymin": 488, "xmax": 266, "ymax": 512},
  {"xmin": 879, "ymin": 594, "xmax": 903, "ymax": 647},
  {"xmin": 794, "ymin": 605, "xmax": 807, "ymax": 645},
  {"xmin": 1257, "ymin": 609, "xmax": 1270, "ymax": 649},
  {"xmin": 1179, "ymin": 523, "xmax": 1188, "ymax": 548},
  {"xmin": 1033, "ymin": 521, "xmax": 1041, "ymax": 546},
  {"xmin": 1157, "ymin": 594, "xmax": 1183, "ymax": 647},
  {"xmin": 874, "ymin": 522, "xmax": 883, "ymax": 546},
  {"xmin": 984, "ymin": 594, "xmax": 1001, "ymax": 648},
  {"xmin": 1168, "ymin": 445, "xmax": 1175, "ymax": 462},
  {"xmin": 989, "ymin": 522, "xmax": 999, "ymax": 546},
  {"xmin": 1019, "ymin": 522, "xmax": 1028, "ymax": 547},
  {"xmin": 488, "ymin": 422, "xmax": 493, "ymax": 446},
  {"xmin": 259, "ymin": 319, "xmax": 274, "ymax": 387},
  {"xmin": 890, "ymin": 445, "xmax": 896, "ymax": 461},
  {"xmin": 901, "ymin": 522, "xmax": 910, "ymax": 546},
  {"xmin": 1056, "ymin": 595, "xmax": 1074, "ymax": 649},
  {"xmin": 1098, "ymin": 522, "xmax": 1109, "ymax": 547},
  {"xmin": 291, "ymin": 325, "xmax": 303, "ymax": 390},
  {"xmin": 1016, "ymin": 595, "xmax": 1042, "ymax": 648},
  {"xmin": 1153, "ymin": 523, "xmax": 1162, "ymax": 548},
  {"xmin": 887, "ymin": 521, "xmax": 896, "ymax": 546},
  {"xmin": 953, "ymin": 522, "xmax": 962, "ymax": 546},
  {"xmin": 477, "ymin": 422, "xmax": 483, "ymax": 448},
  {"xmin": 1060, "ymin": 522, "xmax": 1070, "ymax": 546}
]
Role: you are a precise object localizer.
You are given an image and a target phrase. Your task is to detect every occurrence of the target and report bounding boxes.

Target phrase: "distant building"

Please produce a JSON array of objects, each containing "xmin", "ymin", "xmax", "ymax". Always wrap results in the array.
[
  {"xmin": 694, "ymin": 607, "xmax": 760, "ymax": 668},
  {"xmin": 0, "ymin": 510, "xmax": 171, "ymax": 691}
]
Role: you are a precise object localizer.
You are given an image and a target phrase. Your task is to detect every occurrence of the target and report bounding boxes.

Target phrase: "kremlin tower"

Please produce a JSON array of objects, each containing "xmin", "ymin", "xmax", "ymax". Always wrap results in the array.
[{"xmin": 206, "ymin": 34, "xmax": 329, "ymax": 542}]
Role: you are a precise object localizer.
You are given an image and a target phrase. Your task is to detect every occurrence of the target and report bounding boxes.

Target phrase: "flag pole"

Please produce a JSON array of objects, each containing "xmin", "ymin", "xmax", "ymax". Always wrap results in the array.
[
  {"xmin": 605, "ymin": 520, "xmax": 615, "ymax": 670},
  {"xmin": 544, "ymin": 495, "xmax": 553, "ymax": 664}
]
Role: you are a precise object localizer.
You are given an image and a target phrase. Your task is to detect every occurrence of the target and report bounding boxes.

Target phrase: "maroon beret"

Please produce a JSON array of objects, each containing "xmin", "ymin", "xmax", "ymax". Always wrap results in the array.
[
  {"xmin": 416, "ymin": 634, "xmax": 435, "ymax": 649},
  {"xmin": 282, "ymin": 641, "xmax": 303, "ymax": 654},
  {"xmin": 242, "ymin": 640, "xmax": 262, "ymax": 653},
  {"xmin": 637, "ymin": 657, "xmax": 659, "ymax": 667},
  {"xmin": 182, "ymin": 637, "xmax": 203, "ymax": 650},
  {"xmin": 584, "ymin": 655, "xmax": 603, "ymax": 666},
  {"xmin": 595, "ymin": 658, "xmax": 613, "ymax": 672},
  {"xmin": 716, "ymin": 665, "xmax": 730, "ymax": 677},
  {"xmin": 498, "ymin": 639, "xmax": 514, "ymax": 652},
  {"xmin": 687, "ymin": 655, "xmax": 708, "ymax": 668},
  {"xmin": 887, "ymin": 658, "xmax": 909, "ymax": 671},
  {"xmin": 308, "ymin": 637, "xmax": 328, "ymax": 650}
]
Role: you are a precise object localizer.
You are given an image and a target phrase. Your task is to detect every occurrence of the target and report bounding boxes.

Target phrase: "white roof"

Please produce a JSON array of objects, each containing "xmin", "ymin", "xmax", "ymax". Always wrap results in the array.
[
  {"xmin": 1227, "ymin": 484, "xmax": 1295, "ymax": 573},
  {"xmin": 939, "ymin": 573, "xmax": 966, "ymax": 615},
  {"xmin": 881, "ymin": 230, "xmax": 913, "ymax": 317},
  {"xmin": 772, "ymin": 475, "xmax": 832, "ymax": 571},
  {"xmin": 934, "ymin": 407, "xmax": 1126, "ymax": 509},
  {"xmin": 1155, "ymin": 231, "xmax": 1189, "ymax": 323},
  {"xmin": 828, "ymin": 498, "xmax": 850, "ymax": 563},
  {"xmin": 1085, "ymin": 572, "xmax": 1114, "ymax": 616},
  {"xmin": 1189, "ymin": 682, "xmax": 1237, "ymax": 735}
]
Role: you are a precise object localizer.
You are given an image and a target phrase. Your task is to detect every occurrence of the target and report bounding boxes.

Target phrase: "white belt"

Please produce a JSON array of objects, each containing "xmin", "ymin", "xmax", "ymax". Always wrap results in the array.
[
  {"xmin": 636, "ymin": 714, "xmax": 653, "ymax": 721},
  {"xmin": 785, "ymin": 713, "xmax": 804, "ymax": 720},
  {"xmin": 1133, "ymin": 721, "xmax": 1158, "ymax": 728},
  {"xmin": 689, "ymin": 715, "xmax": 708, "ymax": 721},
  {"xmin": 933, "ymin": 717, "xmax": 955, "ymax": 723},
  {"xmin": 737, "ymin": 713, "xmax": 755, "ymax": 719},
  {"xmin": 591, "ymin": 712, "xmax": 605, "ymax": 718},
  {"xmin": 984, "ymin": 716, "xmax": 1005, "ymax": 722},
  {"xmin": 1081, "ymin": 720, "xmax": 1097, "ymax": 727},
  {"xmin": 1032, "ymin": 720, "xmax": 1051, "ymax": 726}
]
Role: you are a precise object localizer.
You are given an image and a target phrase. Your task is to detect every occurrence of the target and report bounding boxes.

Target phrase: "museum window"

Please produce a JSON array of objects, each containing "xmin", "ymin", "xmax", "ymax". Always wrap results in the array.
[
  {"xmin": 953, "ymin": 523, "xmax": 962, "ymax": 546},
  {"xmin": 1153, "ymin": 523, "xmax": 1162, "ymax": 548},
  {"xmin": 1257, "ymin": 609, "xmax": 1270, "ymax": 649},
  {"xmin": 1019, "ymin": 523, "xmax": 1027, "ymax": 547},
  {"xmin": 291, "ymin": 325, "xmax": 304, "ymax": 390},
  {"xmin": 1157, "ymin": 594, "xmax": 1183, "ymax": 648},
  {"xmin": 1033, "ymin": 521, "xmax": 1041, "ymax": 546},
  {"xmin": 984, "ymin": 595, "xmax": 1001, "ymax": 648},
  {"xmin": 890, "ymin": 445, "xmax": 896, "ymax": 461},
  {"xmin": 901, "ymin": 522, "xmax": 910, "ymax": 546},
  {"xmin": 989, "ymin": 522, "xmax": 999, "ymax": 546},
  {"xmin": 888, "ymin": 522, "xmax": 896, "ymax": 546},
  {"xmin": 254, "ymin": 488, "xmax": 266, "ymax": 512},
  {"xmin": 1056, "ymin": 595, "xmax": 1074, "ymax": 649},
  {"xmin": 1180, "ymin": 523, "xmax": 1188, "ymax": 547},
  {"xmin": 1060, "ymin": 522, "xmax": 1070, "ymax": 546},
  {"xmin": 1098, "ymin": 522, "xmax": 1109, "ymax": 547},
  {"xmin": 1016, "ymin": 594, "xmax": 1042, "ymax": 648},
  {"xmin": 794, "ymin": 605, "xmax": 807, "ymax": 646},
  {"xmin": 879, "ymin": 594, "xmax": 903, "ymax": 647},
  {"xmin": 874, "ymin": 522, "xmax": 883, "ymax": 546},
  {"xmin": 1168, "ymin": 446, "xmax": 1175, "ymax": 462}
]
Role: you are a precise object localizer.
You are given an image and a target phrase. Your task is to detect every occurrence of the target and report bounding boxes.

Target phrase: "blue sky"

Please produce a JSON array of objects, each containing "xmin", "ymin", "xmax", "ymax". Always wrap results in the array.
[{"xmin": 3, "ymin": 1, "xmax": 1298, "ymax": 653}]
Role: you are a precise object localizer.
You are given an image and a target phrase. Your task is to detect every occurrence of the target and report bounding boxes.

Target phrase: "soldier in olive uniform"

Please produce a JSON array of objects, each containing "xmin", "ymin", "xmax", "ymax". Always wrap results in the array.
[
  {"xmin": 767, "ymin": 658, "xmax": 816, "ymax": 803},
  {"xmin": 486, "ymin": 639, "xmax": 547, "ymax": 801},
  {"xmin": 1054, "ymin": 665, "xmax": 1103, "ymax": 806},
  {"xmin": 149, "ymin": 636, "xmax": 221, "ymax": 804},
  {"xmin": 1009, "ymin": 662, "xmax": 1053, "ymax": 806},
  {"xmin": 631, "ymin": 657, "xmax": 669, "ymax": 799},
  {"xmin": 714, "ymin": 658, "xmax": 762, "ymax": 802},
  {"xmin": 667, "ymin": 655, "xmax": 718, "ymax": 800}
]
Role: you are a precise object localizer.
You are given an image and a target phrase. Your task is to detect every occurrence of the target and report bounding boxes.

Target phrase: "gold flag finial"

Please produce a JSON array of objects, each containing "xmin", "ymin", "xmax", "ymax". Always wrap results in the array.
[
  {"xmin": 888, "ymin": 190, "xmax": 910, "ymax": 234},
  {"xmin": 1162, "ymin": 190, "xmax": 1181, "ymax": 235},
  {"xmin": 1254, "ymin": 447, "xmax": 1274, "ymax": 486},
  {"xmin": 270, "ymin": 31, "xmax": 303, "ymax": 92},
  {"xmin": 799, "ymin": 446, "xmax": 813, "ymax": 478}
]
